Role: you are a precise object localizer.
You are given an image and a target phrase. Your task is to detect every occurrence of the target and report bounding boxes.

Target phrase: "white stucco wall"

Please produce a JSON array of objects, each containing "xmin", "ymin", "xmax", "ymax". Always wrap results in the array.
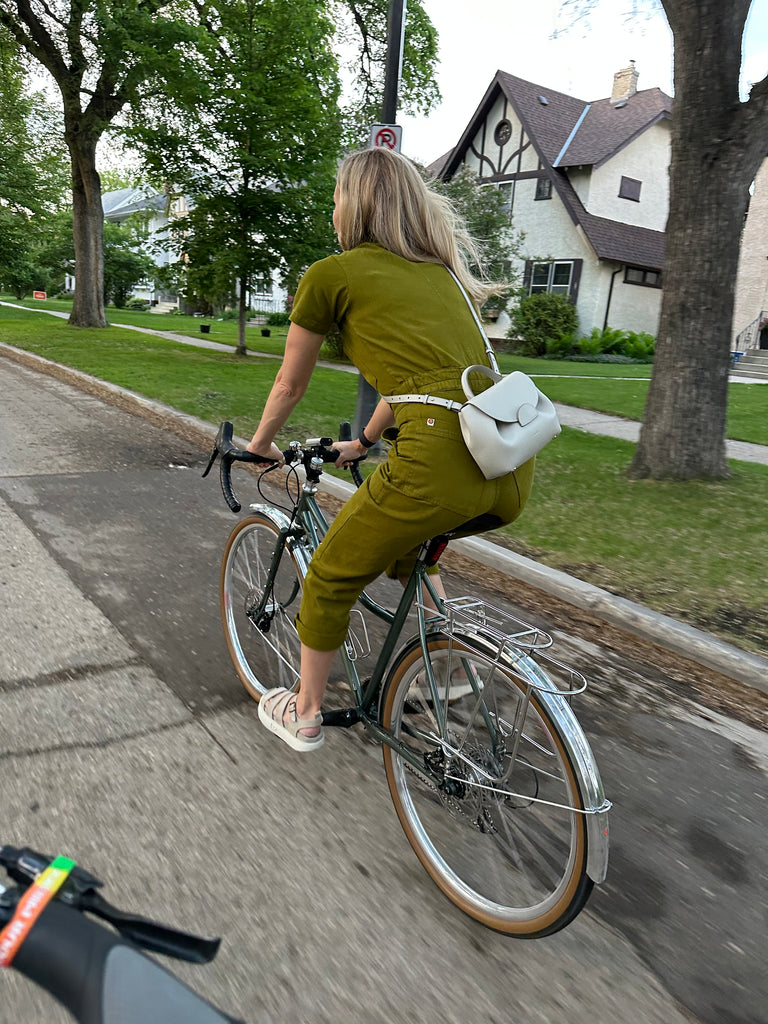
[
  {"xmin": 462, "ymin": 97, "xmax": 540, "ymax": 183},
  {"xmin": 604, "ymin": 272, "xmax": 662, "ymax": 335},
  {"xmin": 732, "ymin": 158, "xmax": 768, "ymax": 346},
  {"xmin": 567, "ymin": 167, "xmax": 591, "ymax": 208},
  {"xmin": 587, "ymin": 122, "xmax": 670, "ymax": 229}
]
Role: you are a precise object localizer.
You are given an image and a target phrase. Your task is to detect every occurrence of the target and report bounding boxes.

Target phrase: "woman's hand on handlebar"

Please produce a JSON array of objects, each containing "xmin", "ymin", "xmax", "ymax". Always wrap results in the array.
[
  {"xmin": 245, "ymin": 441, "xmax": 284, "ymax": 466},
  {"xmin": 332, "ymin": 438, "xmax": 367, "ymax": 468}
]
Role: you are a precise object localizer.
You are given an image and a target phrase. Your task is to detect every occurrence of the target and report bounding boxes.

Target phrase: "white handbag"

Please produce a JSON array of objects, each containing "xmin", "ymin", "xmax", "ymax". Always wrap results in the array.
[
  {"xmin": 457, "ymin": 364, "xmax": 561, "ymax": 479},
  {"xmin": 383, "ymin": 269, "xmax": 561, "ymax": 480}
]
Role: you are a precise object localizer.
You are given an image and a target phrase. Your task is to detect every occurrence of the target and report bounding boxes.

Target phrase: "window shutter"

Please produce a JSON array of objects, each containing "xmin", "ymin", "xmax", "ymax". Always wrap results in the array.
[
  {"xmin": 569, "ymin": 259, "xmax": 583, "ymax": 305},
  {"xmin": 522, "ymin": 260, "xmax": 532, "ymax": 292}
]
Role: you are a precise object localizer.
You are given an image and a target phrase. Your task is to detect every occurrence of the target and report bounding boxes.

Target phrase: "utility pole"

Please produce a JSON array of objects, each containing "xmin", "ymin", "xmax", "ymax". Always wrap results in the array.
[{"xmin": 353, "ymin": 0, "xmax": 407, "ymax": 446}]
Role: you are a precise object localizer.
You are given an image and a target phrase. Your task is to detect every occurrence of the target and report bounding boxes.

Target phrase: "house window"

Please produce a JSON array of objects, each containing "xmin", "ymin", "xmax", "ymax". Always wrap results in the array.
[
  {"xmin": 497, "ymin": 181, "xmax": 513, "ymax": 210},
  {"xmin": 624, "ymin": 266, "xmax": 662, "ymax": 288},
  {"xmin": 253, "ymin": 274, "xmax": 273, "ymax": 295},
  {"xmin": 529, "ymin": 260, "xmax": 575, "ymax": 296},
  {"xmin": 535, "ymin": 177, "xmax": 552, "ymax": 201},
  {"xmin": 481, "ymin": 181, "xmax": 513, "ymax": 211},
  {"xmin": 619, "ymin": 176, "xmax": 642, "ymax": 201},
  {"xmin": 494, "ymin": 119, "xmax": 513, "ymax": 146}
]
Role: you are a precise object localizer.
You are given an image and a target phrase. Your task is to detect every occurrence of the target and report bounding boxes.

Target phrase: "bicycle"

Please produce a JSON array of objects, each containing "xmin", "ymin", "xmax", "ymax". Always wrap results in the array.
[
  {"xmin": 205, "ymin": 420, "xmax": 611, "ymax": 938},
  {"xmin": 0, "ymin": 843, "xmax": 243, "ymax": 1023}
]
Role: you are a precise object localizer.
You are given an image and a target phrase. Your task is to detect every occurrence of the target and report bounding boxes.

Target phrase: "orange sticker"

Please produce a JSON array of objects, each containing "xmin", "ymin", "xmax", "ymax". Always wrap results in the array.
[{"xmin": 0, "ymin": 856, "xmax": 75, "ymax": 967}]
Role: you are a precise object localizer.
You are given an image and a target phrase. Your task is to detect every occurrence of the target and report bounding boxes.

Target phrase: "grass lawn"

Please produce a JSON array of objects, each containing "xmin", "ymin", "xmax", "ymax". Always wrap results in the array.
[
  {"xmin": 1, "ymin": 300, "xmax": 766, "ymax": 655},
  {"xmin": 6, "ymin": 294, "xmax": 768, "ymax": 444}
]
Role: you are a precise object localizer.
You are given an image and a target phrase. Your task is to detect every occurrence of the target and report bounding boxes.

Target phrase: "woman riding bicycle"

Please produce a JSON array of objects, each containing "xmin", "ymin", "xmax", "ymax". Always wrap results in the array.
[{"xmin": 246, "ymin": 147, "xmax": 535, "ymax": 751}]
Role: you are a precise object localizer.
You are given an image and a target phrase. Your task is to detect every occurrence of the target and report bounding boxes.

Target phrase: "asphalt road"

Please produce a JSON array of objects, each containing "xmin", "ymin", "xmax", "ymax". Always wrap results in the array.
[{"xmin": 1, "ymin": 355, "xmax": 766, "ymax": 1024}]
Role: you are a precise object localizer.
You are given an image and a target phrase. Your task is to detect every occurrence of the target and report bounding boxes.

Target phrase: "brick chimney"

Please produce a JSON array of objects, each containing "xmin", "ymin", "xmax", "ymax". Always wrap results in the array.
[{"xmin": 611, "ymin": 62, "xmax": 639, "ymax": 102}]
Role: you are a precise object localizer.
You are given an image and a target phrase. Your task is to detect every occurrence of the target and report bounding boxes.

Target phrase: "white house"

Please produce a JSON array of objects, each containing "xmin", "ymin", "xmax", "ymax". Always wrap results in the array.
[
  {"xmin": 431, "ymin": 65, "xmax": 670, "ymax": 338},
  {"xmin": 732, "ymin": 158, "xmax": 768, "ymax": 352},
  {"xmin": 96, "ymin": 187, "xmax": 288, "ymax": 314}
]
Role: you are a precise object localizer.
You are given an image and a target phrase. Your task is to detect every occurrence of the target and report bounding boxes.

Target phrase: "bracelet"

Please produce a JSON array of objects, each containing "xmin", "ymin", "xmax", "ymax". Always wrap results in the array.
[{"xmin": 358, "ymin": 429, "xmax": 376, "ymax": 449}]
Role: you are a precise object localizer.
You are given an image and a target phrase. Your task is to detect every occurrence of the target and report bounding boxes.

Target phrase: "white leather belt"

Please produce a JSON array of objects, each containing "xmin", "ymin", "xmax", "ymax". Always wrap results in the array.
[{"xmin": 382, "ymin": 392, "xmax": 463, "ymax": 412}]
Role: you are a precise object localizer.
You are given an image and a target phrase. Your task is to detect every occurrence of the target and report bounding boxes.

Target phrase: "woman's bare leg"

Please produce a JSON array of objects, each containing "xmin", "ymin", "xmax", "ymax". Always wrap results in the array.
[
  {"xmin": 292, "ymin": 645, "xmax": 336, "ymax": 735},
  {"xmin": 398, "ymin": 570, "xmax": 446, "ymax": 614}
]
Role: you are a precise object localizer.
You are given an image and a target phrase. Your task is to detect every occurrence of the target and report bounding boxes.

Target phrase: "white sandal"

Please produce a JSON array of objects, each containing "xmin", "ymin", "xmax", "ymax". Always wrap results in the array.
[{"xmin": 258, "ymin": 687, "xmax": 325, "ymax": 752}]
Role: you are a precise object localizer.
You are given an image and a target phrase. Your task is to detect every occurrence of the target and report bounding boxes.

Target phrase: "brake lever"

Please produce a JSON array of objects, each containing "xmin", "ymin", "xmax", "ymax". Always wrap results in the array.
[
  {"xmin": 80, "ymin": 890, "xmax": 220, "ymax": 964},
  {"xmin": 0, "ymin": 846, "xmax": 220, "ymax": 965}
]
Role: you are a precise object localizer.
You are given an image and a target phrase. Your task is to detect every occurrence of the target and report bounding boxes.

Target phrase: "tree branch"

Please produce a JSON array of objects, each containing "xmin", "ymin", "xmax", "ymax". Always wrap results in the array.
[{"xmin": 8, "ymin": 0, "xmax": 69, "ymax": 81}]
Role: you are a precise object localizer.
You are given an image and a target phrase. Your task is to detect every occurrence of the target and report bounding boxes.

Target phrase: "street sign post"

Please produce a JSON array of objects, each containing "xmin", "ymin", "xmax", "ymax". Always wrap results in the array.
[{"xmin": 354, "ymin": 0, "xmax": 408, "ymax": 445}]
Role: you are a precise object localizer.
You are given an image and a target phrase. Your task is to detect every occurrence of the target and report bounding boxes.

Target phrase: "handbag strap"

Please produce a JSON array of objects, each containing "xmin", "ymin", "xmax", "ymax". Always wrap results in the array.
[
  {"xmin": 379, "ymin": 391, "xmax": 462, "ymax": 411},
  {"xmin": 444, "ymin": 266, "xmax": 501, "ymax": 375}
]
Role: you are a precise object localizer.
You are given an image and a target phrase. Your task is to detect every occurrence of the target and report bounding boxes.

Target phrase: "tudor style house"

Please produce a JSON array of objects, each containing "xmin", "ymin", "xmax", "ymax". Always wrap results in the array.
[{"xmin": 432, "ymin": 65, "xmax": 669, "ymax": 338}]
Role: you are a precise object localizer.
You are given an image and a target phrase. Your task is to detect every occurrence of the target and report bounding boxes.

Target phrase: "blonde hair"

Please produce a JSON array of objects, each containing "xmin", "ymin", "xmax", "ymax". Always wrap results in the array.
[{"xmin": 334, "ymin": 148, "xmax": 497, "ymax": 306}]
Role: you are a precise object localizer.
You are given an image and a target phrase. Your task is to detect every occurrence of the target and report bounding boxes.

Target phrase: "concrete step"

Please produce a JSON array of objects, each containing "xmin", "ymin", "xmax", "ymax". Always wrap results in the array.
[{"xmin": 731, "ymin": 366, "xmax": 768, "ymax": 380}]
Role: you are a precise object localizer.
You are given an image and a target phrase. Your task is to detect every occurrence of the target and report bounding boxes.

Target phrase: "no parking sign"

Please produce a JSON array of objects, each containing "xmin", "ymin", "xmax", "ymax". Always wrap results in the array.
[{"xmin": 369, "ymin": 124, "xmax": 402, "ymax": 152}]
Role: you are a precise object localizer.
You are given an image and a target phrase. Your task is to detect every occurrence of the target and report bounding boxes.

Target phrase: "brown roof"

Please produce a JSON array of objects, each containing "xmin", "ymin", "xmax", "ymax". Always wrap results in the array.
[
  {"xmin": 495, "ymin": 71, "xmax": 587, "ymax": 166},
  {"xmin": 580, "ymin": 208, "xmax": 666, "ymax": 268},
  {"xmin": 556, "ymin": 88, "xmax": 672, "ymax": 167}
]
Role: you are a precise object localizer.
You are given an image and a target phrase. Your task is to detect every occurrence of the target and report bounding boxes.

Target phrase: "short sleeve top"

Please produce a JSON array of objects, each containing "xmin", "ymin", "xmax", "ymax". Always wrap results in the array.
[{"xmin": 289, "ymin": 243, "xmax": 488, "ymax": 397}]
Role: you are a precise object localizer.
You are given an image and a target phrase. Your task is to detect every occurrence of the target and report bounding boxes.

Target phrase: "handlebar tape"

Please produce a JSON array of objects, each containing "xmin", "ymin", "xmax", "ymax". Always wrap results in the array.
[
  {"xmin": 12, "ymin": 901, "xmax": 242, "ymax": 1024},
  {"xmin": 204, "ymin": 421, "xmax": 276, "ymax": 515}
]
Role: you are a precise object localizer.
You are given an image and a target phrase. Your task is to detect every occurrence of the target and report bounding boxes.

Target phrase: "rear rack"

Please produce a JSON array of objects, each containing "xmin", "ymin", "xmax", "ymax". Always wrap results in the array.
[
  {"xmin": 441, "ymin": 596, "xmax": 553, "ymax": 650},
  {"xmin": 437, "ymin": 596, "xmax": 588, "ymax": 698}
]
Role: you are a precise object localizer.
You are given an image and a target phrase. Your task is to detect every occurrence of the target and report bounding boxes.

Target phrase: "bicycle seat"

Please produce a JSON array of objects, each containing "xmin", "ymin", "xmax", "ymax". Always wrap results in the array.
[{"xmin": 440, "ymin": 512, "xmax": 504, "ymax": 540}]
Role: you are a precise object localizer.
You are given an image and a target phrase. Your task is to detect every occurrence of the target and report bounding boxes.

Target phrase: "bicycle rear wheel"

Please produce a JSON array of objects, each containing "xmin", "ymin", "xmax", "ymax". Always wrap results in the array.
[
  {"xmin": 220, "ymin": 514, "xmax": 307, "ymax": 700},
  {"xmin": 381, "ymin": 634, "xmax": 593, "ymax": 937}
]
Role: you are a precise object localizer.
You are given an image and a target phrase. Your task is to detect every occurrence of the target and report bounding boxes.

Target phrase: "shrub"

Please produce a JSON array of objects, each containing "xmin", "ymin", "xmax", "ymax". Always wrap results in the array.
[
  {"xmin": 570, "ymin": 353, "xmax": 637, "ymax": 364},
  {"xmin": 577, "ymin": 327, "xmax": 656, "ymax": 362},
  {"xmin": 545, "ymin": 332, "xmax": 578, "ymax": 358},
  {"xmin": 319, "ymin": 326, "xmax": 347, "ymax": 362},
  {"xmin": 622, "ymin": 331, "xmax": 656, "ymax": 361},
  {"xmin": 125, "ymin": 297, "xmax": 150, "ymax": 310},
  {"xmin": 267, "ymin": 311, "xmax": 291, "ymax": 326},
  {"xmin": 577, "ymin": 328, "xmax": 607, "ymax": 356},
  {"xmin": 508, "ymin": 293, "xmax": 578, "ymax": 356}
]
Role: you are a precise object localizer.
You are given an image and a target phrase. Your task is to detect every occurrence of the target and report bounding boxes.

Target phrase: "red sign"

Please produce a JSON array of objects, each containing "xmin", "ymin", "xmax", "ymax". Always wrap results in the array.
[{"xmin": 33, "ymin": 291, "xmax": 47, "ymax": 300}]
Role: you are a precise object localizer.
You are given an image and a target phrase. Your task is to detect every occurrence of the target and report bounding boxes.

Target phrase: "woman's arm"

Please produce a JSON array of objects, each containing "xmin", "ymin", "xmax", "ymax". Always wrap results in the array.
[
  {"xmin": 246, "ymin": 322, "xmax": 325, "ymax": 460},
  {"xmin": 333, "ymin": 397, "xmax": 395, "ymax": 466}
]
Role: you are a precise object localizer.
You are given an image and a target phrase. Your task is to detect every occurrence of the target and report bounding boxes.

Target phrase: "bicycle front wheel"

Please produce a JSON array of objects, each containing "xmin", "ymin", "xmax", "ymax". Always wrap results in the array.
[
  {"xmin": 381, "ymin": 634, "xmax": 593, "ymax": 937},
  {"xmin": 220, "ymin": 514, "xmax": 307, "ymax": 700}
]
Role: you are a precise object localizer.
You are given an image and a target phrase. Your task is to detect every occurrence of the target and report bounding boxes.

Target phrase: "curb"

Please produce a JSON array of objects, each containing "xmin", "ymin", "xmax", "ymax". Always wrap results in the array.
[{"xmin": 2, "ymin": 340, "xmax": 767, "ymax": 696}]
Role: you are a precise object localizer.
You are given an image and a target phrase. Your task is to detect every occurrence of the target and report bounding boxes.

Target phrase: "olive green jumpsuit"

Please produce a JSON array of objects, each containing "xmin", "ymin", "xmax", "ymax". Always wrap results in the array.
[{"xmin": 291, "ymin": 243, "xmax": 535, "ymax": 652}]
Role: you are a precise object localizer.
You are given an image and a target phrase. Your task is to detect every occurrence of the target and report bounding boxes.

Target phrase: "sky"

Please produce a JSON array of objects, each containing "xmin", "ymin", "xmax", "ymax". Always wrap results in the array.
[{"xmin": 398, "ymin": 0, "xmax": 768, "ymax": 166}]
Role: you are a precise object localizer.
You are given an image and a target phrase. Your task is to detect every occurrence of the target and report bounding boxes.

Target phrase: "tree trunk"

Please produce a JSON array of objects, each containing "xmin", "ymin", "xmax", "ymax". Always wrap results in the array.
[
  {"xmin": 629, "ymin": 0, "xmax": 756, "ymax": 480},
  {"xmin": 67, "ymin": 129, "xmax": 107, "ymax": 328}
]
